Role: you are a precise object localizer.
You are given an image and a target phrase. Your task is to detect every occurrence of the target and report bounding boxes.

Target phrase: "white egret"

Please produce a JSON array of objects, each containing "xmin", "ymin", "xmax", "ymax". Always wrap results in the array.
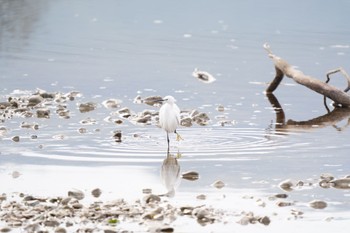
[{"xmin": 158, "ymin": 95, "xmax": 183, "ymax": 148}]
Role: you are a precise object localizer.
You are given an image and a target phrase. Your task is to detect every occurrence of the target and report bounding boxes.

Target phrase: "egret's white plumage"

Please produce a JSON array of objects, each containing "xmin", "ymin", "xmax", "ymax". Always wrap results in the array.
[{"xmin": 158, "ymin": 95, "xmax": 182, "ymax": 148}]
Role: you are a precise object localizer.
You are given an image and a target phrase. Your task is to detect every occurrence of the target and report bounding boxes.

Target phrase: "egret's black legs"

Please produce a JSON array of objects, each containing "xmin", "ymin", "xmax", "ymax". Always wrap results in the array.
[{"xmin": 166, "ymin": 132, "xmax": 170, "ymax": 148}]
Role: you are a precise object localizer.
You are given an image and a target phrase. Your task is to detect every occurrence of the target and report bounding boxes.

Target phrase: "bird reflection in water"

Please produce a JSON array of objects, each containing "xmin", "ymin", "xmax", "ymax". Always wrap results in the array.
[{"xmin": 160, "ymin": 152, "xmax": 181, "ymax": 198}]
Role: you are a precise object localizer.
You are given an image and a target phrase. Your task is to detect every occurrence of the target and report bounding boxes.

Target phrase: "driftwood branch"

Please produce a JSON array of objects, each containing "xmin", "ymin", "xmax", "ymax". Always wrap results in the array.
[{"xmin": 264, "ymin": 43, "xmax": 350, "ymax": 107}]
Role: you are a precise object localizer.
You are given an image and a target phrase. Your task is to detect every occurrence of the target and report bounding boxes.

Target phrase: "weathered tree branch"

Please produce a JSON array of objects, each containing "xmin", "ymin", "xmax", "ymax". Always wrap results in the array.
[{"xmin": 264, "ymin": 43, "xmax": 350, "ymax": 107}]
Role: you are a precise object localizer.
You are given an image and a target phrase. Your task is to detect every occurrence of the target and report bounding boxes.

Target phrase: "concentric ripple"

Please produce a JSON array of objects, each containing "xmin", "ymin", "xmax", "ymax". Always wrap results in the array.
[{"xmin": 6, "ymin": 126, "xmax": 310, "ymax": 164}]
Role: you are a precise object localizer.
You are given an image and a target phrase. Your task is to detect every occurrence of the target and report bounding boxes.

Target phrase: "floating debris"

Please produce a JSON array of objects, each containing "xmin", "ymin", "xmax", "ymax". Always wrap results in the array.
[
  {"xmin": 192, "ymin": 68, "xmax": 216, "ymax": 84},
  {"xmin": 309, "ymin": 200, "xmax": 327, "ymax": 209}
]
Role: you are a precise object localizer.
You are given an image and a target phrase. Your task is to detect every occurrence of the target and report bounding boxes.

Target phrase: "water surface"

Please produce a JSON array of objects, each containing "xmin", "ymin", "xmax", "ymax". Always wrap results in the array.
[{"xmin": 1, "ymin": 0, "xmax": 350, "ymax": 232}]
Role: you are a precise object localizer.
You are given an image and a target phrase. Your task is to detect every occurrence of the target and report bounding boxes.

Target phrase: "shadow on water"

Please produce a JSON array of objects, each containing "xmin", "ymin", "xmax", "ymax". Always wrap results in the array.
[
  {"xmin": 266, "ymin": 93, "xmax": 350, "ymax": 133},
  {"xmin": 0, "ymin": 0, "xmax": 47, "ymax": 50}
]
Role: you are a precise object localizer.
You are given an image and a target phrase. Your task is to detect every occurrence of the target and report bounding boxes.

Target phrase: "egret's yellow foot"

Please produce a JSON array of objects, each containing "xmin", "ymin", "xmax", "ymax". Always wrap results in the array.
[
  {"xmin": 176, "ymin": 133, "xmax": 183, "ymax": 141},
  {"xmin": 176, "ymin": 152, "xmax": 182, "ymax": 159}
]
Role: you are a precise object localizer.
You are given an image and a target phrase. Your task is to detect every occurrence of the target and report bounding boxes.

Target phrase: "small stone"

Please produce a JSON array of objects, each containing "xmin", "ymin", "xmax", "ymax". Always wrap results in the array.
[
  {"xmin": 181, "ymin": 171, "xmax": 199, "ymax": 181},
  {"xmin": 78, "ymin": 128, "xmax": 87, "ymax": 134},
  {"xmin": 179, "ymin": 206, "xmax": 194, "ymax": 215},
  {"xmin": 113, "ymin": 130, "xmax": 122, "ymax": 142},
  {"xmin": 55, "ymin": 227, "xmax": 67, "ymax": 233},
  {"xmin": 68, "ymin": 189, "xmax": 85, "ymax": 200},
  {"xmin": 79, "ymin": 117, "xmax": 97, "ymax": 125},
  {"xmin": 0, "ymin": 194, "xmax": 7, "ymax": 202},
  {"xmin": 331, "ymin": 178, "xmax": 350, "ymax": 189},
  {"xmin": 102, "ymin": 99, "xmax": 122, "ymax": 109},
  {"xmin": 72, "ymin": 203, "xmax": 83, "ymax": 209},
  {"xmin": 117, "ymin": 107, "xmax": 132, "ymax": 118},
  {"xmin": 157, "ymin": 227, "xmax": 174, "ymax": 232},
  {"xmin": 275, "ymin": 193, "xmax": 288, "ymax": 199},
  {"xmin": 256, "ymin": 199, "xmax": 266, "ymax": 207},
  {"xmin": 36, "ymin": 108, "xmax": 50, "ymax": 118},
  {"xmin": 142, "ymin": 188, "xmax": 152, "ymax": 194},
  {"xmin": 12, "ymin": 136, "xmax": 20, "ymax": 142},
  {"xmin": 114, "ymin": 119, "xmax": 123, "ymax": 124},
  {"xmin": 320, "ymin": 173, "xmax": 334, "ymax": 182},
  {"xmin": 0, "ymin": 227, "xmax": 11, "ymax": 233},
  {"xmin": 211, "ymin": 180, "xmax": 225, "ymax": 189},
  {"xmin": 143, "ymin": 194, "xmax": 161, "ymax": 203},
  {"xmin": 180, "ymin": 117, "xmax": 192, "ymax": 127},
  {"xmin": 91, "ymin": 188, "xmax": 102, "ymax": 198},
  {"xmin": 60, "ymin": 197, "xmax": 71, "ymax": 205},
  {"xmin": 26, "ymin": 200, "xmax": 40, "ymax": 206},
  {"xmin": 276, "ymin": 201, "xmax": 293, "ymax": 207},
  {"xmin": 133, "ymin": 95, "xmax": 142, "ymax": 104},
  {"xmin": 216, "ymin": 105, "xmax": 225, "ymax": 112},
  {"xmin": 78, "ymin": 102, "xmax": 96, "ymax": 113},
  {"xmin": 238, "ymin": 216, "xmax": 250, "ymax": 225},
  {"xmin": 43, "ymin": 219, "xmax": 60, "ymax": 227},
  {"xmin": 196, "ymin": 194, "xmax": 206, "ymax": 200},
  {"xmin": 319, "ymin": 179, "xmax": 332, "ymax": 189},
  {"xmin": 11, "ymin": 171, "xmax": 21, "ymax": 178},
  {"xmin": 192, "ymin": 112, "xmax": 210, "ymax": 126},
  {"xmin": 309, "ymin": 200, "xmax": 327, "ymax": 209},
  {"xmin": 28, "ymin": 95, "xmax": 44, "ymax": 106},
  {"xmin": 279, "ymin": 179, "xmax": 294, "ymax": 192},
  {"xmin": 104, "ymin": 230, "xmax": 117, "ymax": 233},
  {"xmin": 258, "ymin": 216, "xmax": 271, "ymax": 226},
  {"xmin": 143, "ymin": 96, "xmax": 163, "ymax": 106}
]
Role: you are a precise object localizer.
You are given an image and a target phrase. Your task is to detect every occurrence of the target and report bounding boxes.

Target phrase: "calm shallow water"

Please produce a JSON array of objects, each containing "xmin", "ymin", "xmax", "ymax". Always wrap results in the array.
[{"xmin": 1, "ymin": 0, "xmax": 350, "ymax": 232}]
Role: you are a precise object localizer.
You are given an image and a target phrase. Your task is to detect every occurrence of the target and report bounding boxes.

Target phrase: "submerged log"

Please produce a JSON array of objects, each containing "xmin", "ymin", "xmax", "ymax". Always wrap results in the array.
[{"xmin": 264, "ymin": 43, "xmax": 350, "ymax": 107}]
